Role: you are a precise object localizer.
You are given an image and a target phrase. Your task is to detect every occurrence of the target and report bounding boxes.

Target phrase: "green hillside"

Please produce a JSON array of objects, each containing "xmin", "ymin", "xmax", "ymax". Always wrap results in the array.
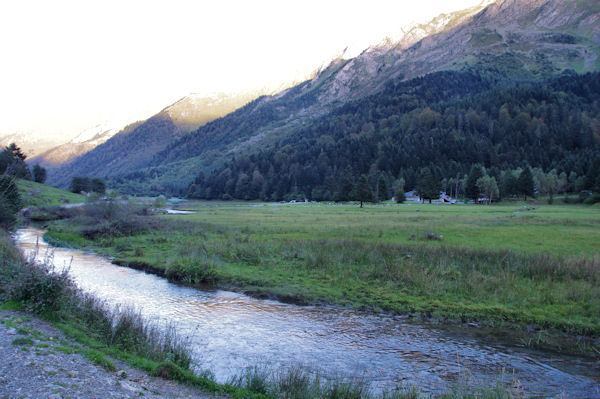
[{"xmin": 17, "ymin": 179, "xmax": 85, "ymax": 208}]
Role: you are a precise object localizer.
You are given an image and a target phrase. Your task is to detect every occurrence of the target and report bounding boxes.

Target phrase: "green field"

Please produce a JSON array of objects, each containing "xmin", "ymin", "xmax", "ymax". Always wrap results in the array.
[
  {"xmin": 176, "ymin": 202, "xmax": 600, "ymax": 257},
  {"xmin": 17, "ymin": 179, "xmax": 85, "ymax": 208},
  {"xmin": 45, "ymin": 201, "xmax": 600, "ymax": 349}
]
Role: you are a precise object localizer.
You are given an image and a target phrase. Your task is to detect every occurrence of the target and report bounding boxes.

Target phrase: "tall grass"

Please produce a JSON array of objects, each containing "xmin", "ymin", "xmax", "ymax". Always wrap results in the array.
[
  {"xmin": 230, "ymin": 365, "xmax": 391, "ymax": 399},
  {"xmin": 229, "ymin": 364, "xmax": 523, "ymax": 399},
  {"xmin": 152, "ymin": 230, "xmax": 599, "ymax": 334}
]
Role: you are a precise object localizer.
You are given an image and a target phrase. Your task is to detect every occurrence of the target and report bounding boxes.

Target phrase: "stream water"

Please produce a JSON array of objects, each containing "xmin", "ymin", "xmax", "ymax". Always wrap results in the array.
[{"xmin": 15, "ymin": 227, "xmax": 600, "ymax": 397}]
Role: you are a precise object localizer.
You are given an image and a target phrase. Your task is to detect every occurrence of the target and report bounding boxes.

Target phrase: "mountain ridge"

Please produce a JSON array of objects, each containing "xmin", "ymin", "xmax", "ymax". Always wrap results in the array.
[
  {"xmin": 48, "ymin": 0, "xmax": 600, "ymax": 195},
  {"xmin": 46, "ymin": 91, "xmax": 262, "ymax": 187}
]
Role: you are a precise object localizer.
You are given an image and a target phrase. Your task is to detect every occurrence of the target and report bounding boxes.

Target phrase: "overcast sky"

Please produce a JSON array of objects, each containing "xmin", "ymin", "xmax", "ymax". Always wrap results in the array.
[{"xmin": 0, "ymin": 0, "xmax": 490, "ymax": 142}]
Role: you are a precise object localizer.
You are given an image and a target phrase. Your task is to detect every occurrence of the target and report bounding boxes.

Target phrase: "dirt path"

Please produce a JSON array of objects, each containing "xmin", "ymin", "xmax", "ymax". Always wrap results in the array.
[{"xmin": 0, "ymin": 310, "xmax": 220, "ymax": 399}]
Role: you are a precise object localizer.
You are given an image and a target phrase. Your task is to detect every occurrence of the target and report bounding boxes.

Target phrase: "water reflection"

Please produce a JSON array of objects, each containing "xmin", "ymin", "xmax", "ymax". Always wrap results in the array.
[{"xmin": 15, "ymin": 228, "xmax": 600, "ymax": 397}]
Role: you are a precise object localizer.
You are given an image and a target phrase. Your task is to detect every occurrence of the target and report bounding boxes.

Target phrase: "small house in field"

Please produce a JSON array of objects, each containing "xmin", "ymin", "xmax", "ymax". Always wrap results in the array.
[
  {"xmin": 439, "ymin": 192, "xmax": 456, "ymax": 204},
  {"xmin": 405, "ymin": 190, "xmax": 421, "ymax": 202},
  {"xmin": 477, "ymin": 196, "xmax": 490, "ymax": 204}
]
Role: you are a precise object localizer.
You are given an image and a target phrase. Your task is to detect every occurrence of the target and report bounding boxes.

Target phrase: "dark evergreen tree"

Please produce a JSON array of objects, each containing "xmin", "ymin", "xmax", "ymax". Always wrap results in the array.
[
  {"xmin": 393, "ymin": 178, "xmax": 406, "ymax": 203},
  {"xmin": 0, "ymin": 175, "xmax": 22, "ymax": 228},
  {"xmin": 250, "ymin": 169, "xmax": 266, "ymax": 199},
  {"xmin": 466, "ymin": 165, "xmax": 484, "ymax": 201},
  {"xmin": 585, "ymin": 157, "xmax": 600, "ymax": 191},
  {"xmin": 334, "ymin": 166, "xmax": 355, "ymax": 202},
  {"xmin": 377, "ymin": 175, "xmax": 389, "ymax": 202},
  {"xmin": 234, "ymin": 172, "xmax": 250, "ymax": 199},
  {"xmin": 91, "ymin": 178, "xmax": 106, "ymax": 194},
  {"xmin": 517, "ymin": 167, "xmax": 535, "ymax": 200},
  {"xmin": 70, "ymin": 176, "xmax": 91, "ymax": 193},
  {"xmin": 0, "ymin": 143, "xmax": 31, "ymax": 179},
  {"xmin": 500, "ymin": 170, "xmax": 519, "ymax": 198},
  {"xmin": 416, "ymin": 167, "xmax": 441, "ymax": 204},
  {"xmin": 352, "ymin": 174, "xmax": 374, "ymax": 208},
  {"xmin": 32, "ymin": 164, "xmax": 47, "ymax": 184}
]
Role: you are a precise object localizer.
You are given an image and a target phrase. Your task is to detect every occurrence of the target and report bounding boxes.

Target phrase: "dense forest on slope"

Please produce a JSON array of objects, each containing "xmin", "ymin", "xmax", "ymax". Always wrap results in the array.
[
  {"xmin": 49, "ymin": 115, "xmax": 181, "ymax": 188},
  {"xmin": 187, "ymin": 70, "xmax": 600, "ymax": 201},
  {"xmin": 149, "ymin": 67, "xmax": 348, "ymax": 167}
]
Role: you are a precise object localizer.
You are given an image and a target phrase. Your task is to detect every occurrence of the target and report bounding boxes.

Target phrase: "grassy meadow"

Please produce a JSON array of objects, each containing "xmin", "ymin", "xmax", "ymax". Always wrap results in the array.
[
  {"xmin": 44, "ymin": 200, "xmax": 600, "ymax": 349},
  {"xmin": 17, "ymin": 179, "xmax": 85, "ymax": 208}
]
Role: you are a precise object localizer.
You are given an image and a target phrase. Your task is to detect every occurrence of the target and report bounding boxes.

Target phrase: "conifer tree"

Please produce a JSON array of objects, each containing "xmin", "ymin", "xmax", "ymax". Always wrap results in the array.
[
  {"xmin": 377, "ymin": 175, "xmax": 388, "ymax": 201},
  {"xmin": 465, "ymin": 165, "xmax": 484, "ymax": 201},
  {"xmin": 393, "ymin": 178, "xmax": 406, "ymax": 203},
  {"xmin": 416, "ymin": 167, "xmax": 440, "ymax": 204},
  {"xmin": 0, "ymin": 175, "xmax": 22, "ymax": 228},
  {"xmin": 517, "ymin": 167, "xmax": 534, "ymax": 200},
  {"xmin": 0, "ymin": 143, "xmax": 31, "ymax": 179},
  {"xmin": 334, "ymin": 166, "xmax": 354, "ymax": 202},
  {"xmin": 352, "ymin": 174, "xmax": 374, "ymax": 208},
  {"xmin": 32, "ymin": 164, "xmax": 47, "ymax": 184}
]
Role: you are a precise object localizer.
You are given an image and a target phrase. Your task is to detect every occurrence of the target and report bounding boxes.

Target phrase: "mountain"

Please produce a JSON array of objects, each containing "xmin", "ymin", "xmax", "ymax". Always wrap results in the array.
[
  {"xmin": 191, "ymin": 70, "xmax": 600, "ymax": 201},
  {"xmin": 50, "ymin": 0, "xmax": 600, "ymax": 196},
  {"xmin": 30, "ymin": 123, "xmax": 134, "ymax": 168},
  {"xmin": 47, "ymin": 92, "xmax": 259, "ymax": 187},
  {"xmin": 0, "ymin": 133, "xmax": 63, "ymax": 159},
  {"xmin": 164, "ymin": 92, "xmax": 260, "ymax": 132}
]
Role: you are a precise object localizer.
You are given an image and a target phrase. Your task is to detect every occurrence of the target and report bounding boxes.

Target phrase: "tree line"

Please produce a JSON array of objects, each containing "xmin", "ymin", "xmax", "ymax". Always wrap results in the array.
[{"xmin": 187, "ymin": 70, "xmax": 600, "ymax": 203}]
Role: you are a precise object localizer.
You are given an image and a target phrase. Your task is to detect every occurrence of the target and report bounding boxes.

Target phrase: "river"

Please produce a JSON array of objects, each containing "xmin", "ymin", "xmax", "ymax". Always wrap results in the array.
[{"xmin": 14, "ymin": 227, "xmax": 600, "ymax": 397}]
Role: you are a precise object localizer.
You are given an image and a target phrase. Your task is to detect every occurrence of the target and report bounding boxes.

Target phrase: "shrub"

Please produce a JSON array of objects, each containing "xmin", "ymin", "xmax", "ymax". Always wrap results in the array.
[
  {"xmin": 583, "ymin": 193, "xmax": 600, "ymax": 205},
  {"xmin": 78, "ymin": 202, "xmax": 159, "ymax": 239},
  {"xmin": 3, "ymin": 257, "xmax": 72, "ymax": 314},
  {"xmin": 29, "ymin": 206, "xmax": 79, "ymax": 222},
  {"xmin": 151, "ymin": 361, "xmax": 186, "ymax": 381},
  {"xmin": 165, "ymin": 256, "xmax": 218, "ymax": 285}
]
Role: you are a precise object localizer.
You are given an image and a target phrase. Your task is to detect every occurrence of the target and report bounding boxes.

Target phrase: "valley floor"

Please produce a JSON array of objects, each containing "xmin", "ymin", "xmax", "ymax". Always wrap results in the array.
[{"xmin": 43, "ymin": 201, "xmax": 600, "ymax": 357}]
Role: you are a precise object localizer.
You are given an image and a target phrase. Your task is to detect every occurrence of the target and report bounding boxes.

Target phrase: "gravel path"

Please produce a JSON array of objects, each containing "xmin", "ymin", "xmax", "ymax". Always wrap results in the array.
[{"xmin": 0, "ymin": 310, "xmax": 221, "ymax": 399}]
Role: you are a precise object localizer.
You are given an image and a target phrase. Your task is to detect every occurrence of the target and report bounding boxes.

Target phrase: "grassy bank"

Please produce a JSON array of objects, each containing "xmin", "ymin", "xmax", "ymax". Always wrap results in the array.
[{"xmin": 44, "ymin": 201, "xmax": 600, "ymax": 354}]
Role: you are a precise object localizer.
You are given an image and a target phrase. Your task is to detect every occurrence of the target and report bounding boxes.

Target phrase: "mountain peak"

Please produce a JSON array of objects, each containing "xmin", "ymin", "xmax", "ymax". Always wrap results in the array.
[{"xmin": 161, "ymin": 91, "xmax": 263, "ymax": 132}]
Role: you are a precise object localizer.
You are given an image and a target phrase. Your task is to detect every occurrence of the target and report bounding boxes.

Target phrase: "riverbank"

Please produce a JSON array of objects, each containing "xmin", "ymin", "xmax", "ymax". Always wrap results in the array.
[
  {"xmin": 20, "ymin": 226, "xmax": 599, "ymax": 398},
  {"xmin": 8, "ymin": 227, "xmax": 481, "ymax": 399},
  {"xmin": 0, "ymin": 228, "xmax": 272, "ymax": 399},
  {"xmin": 0, "ymin": 309, "xmax": 219, "ymax": 399},
  {"xmin": 42, "ymin": 201, "xmax": 600, "ymax": 358}
]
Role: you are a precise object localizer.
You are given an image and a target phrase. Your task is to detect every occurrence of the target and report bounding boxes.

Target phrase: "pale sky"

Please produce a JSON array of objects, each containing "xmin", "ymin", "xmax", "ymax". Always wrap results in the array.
[{"xmin": 0, "ymin": 0, "xmax": 490, "ymax": 143}]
